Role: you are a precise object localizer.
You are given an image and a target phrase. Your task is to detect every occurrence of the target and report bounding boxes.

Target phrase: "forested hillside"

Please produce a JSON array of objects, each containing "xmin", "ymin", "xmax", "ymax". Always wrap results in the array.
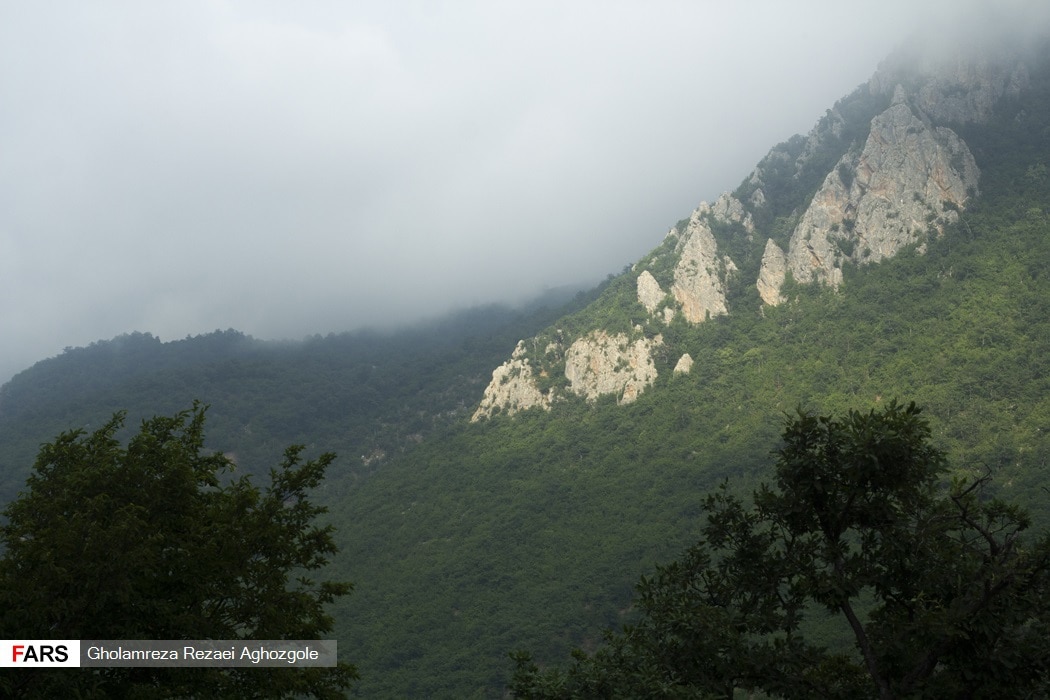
[
  {"xmin": 0, "ymin": 288, "xmax": 592, "ymax": 504},
  {"xmin": 2, "ymin": 28, "xmax": 1050, "ymax": 700},
  {"xmin": 323, "ymin": 34, "xmax": 1050, "ymax": 696},
  {"xmin": 326, "ymin": 168, "xmax": 1050, "ymax": 696}
]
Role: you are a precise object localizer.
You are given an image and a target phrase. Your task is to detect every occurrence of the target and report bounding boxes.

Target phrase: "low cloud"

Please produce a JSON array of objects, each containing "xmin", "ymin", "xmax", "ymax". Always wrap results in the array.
[{"xmin": 1, "ymin": 0, "xmax": 1033, "ymax": 382}]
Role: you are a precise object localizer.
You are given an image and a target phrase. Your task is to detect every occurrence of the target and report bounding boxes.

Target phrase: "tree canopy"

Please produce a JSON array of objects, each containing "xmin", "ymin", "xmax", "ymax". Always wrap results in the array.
[
  {"xmin": 511, "ymin": 401, "xmax": 1050, "ymax": 699},
  {"xmin": 0, "ymin": 403, "xmax": 356, "ymax": 699}
]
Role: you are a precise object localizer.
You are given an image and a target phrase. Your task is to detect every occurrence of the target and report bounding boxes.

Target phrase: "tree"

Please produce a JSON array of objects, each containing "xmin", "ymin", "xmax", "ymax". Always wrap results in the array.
[
  {"xmin": 0, "ymin": 403, "xmax": 356, "ymax": 699},
  {"xmin": 511, "ymin": 401, "xmax": 1050, "ymax": 699}
]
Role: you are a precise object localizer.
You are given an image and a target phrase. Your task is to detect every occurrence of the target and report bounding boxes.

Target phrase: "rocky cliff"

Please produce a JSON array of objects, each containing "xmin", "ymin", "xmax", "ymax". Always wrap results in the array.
[
  {"xmin": 763, "ymin": 89, "xmax": 980, "ymax": 293},
  {"xmin": 564, "ymin": 331, "xmax": 662, "ymax": 405},
  {"xmin": 471, "ymin": 340, "xmax": 552, "ymax": 421},
  {"xmin": 668, "ymin": 195, "xmax": 749, "ymax": 322},
  {"xmin": 472, "ymin": 36, "xmax": 1037, "ymax": 420},
  {"xmin": 471, "ymin": 330, "xmax": 665, "ymax": 420}
]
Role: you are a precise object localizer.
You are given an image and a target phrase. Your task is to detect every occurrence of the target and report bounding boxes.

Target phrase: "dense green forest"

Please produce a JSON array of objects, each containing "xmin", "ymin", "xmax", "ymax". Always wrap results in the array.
[
  {"xmin": 2, "ymin": 37, "xmax": 1050, "ymax": 698},
  {"xmin": 0, "ymin": 287, "xmax": 593, "ymax": 505}
]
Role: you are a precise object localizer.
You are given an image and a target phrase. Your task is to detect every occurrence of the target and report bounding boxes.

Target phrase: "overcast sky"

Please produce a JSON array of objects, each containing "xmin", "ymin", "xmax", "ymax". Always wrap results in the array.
[{"xmin": 0, "ymin": 0, "xmax": 1027, "ymax": 383}]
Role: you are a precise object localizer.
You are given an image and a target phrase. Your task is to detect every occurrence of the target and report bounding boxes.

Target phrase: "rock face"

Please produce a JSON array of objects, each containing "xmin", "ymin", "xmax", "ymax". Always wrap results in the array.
[
  {"xmin": 673, "ymin": 353, "xmax": 694, "ymax": 375},
  {"xmin": 636, "ymin": 270, "xmax": 666, "ymax": 314},
  {"xmin": 564, "ymin": 331, "xmax": 662, "ymax": 404},
  {"xmin": 470, "ymin": 331, "xmax": 664, "ymax": 421},
  {"xmin": 471, "ymin": 341, "xmax": 550, "ymax": 421},
  {"xmin": 762, "ymin": 94, "xmax": 979, "ymax": 295},
  {"xmin": 631, "ymin": 193, "xmax": 752, "ymax": 326},
  {"xmin": 743, "ymin": 103, "xmax": 853, "ymax": 224},
  {"xmin": 911, "ymin": 58, "xmax": 1029, "ymax": 125},
  {"xmin": 756, "ymin": 239, "xmax": 788, "ymax": 306},
  {"xmin": 656, "ymin": 194, "xmax": 750, "ymax": 323}
]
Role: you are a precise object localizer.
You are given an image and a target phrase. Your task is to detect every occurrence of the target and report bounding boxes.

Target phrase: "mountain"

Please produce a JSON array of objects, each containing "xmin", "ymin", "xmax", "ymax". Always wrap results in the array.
[
  {"xmin": 470, "ymin": 28, "xmax": 1030, "ymax": 421},
  {"xmin": 0, "ymin": 291, "xmax": 593, "ymax": 504},
  {"xmin": 3, "ymin": 24, "xmax": 1050, "ymax": 699},
  {"xmin": 328, "ymin": 28, "xmax": 1050, "ymax": 696}
]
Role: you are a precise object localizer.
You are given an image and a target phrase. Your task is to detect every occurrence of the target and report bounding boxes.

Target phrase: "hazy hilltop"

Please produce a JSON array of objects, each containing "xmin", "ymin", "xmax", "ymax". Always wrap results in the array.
[
  {"xmin": 3, "ymin": 17, "xmax": 1050, "ymax": 698},
  {"xmin": 0, "ymin": 290, "xmax": 593, "ymax": 503}
]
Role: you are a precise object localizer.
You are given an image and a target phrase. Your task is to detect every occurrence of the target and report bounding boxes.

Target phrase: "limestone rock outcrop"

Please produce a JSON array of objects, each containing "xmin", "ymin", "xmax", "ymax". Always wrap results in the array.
[
  {"xmin": 564, "ymin": 331, "xmax": 662, "ymax": 404},
  {"xmin": 636, "ymin": 270, "xmax": 665, "ymax": 314},
  {"xmin": 756, "ymin": 239, "xmax": 788, "ymax": 306},
  {"xmin": 743, "ymin": 103, "xmax": 851, "ymax": 219},
  {"xmin": 661, "ymin": 194, "xmax": 749, "ymax": 323},
  {"xmin": 673, "ymin": 353, "xmax": 694, "ymax": 375},
  {"xmin": 471, "ymin": 330, "xmax": 665, "ymax": 420},
  {"xmin": 765, "ymin": 96, "xmax": 978, "ymax": 294},
  {"xmin": 870, "ymin": 36, "xmax": 1031, "ymax": 125},
  {"xmin": 471, "ymin": 341, "xmax": 551, "ymax": 421}
]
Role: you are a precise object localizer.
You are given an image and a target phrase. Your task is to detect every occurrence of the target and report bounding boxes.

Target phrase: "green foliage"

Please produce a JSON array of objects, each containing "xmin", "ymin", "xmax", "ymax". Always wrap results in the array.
[
  {"xmin": 835, "ymin": 238, "xmax": 855, "ymax": 258},
  {"xmin": 323, "ymin": 379, "xmax": 779, "ymax": 696},
  {"xmin": 0, "ymin": 297, "xmax": 590, "ymax": 504},
  {"xmin": 0, "ymin": 404, "xmax": 356, "ymax": 699},
  {"xmin": 511, "ymin": 402, "xmax": 1050, "ymax": 698},
  {"xmin": 633, "ymin": 234, "xmax": 680, "ymax": 291}
]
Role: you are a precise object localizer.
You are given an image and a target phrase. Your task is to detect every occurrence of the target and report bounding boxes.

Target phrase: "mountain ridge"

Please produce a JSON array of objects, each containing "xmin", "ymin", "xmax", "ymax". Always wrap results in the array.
[{"xmin": 471, "ymin": 31, "xmax": 1044, "ymax": 420}]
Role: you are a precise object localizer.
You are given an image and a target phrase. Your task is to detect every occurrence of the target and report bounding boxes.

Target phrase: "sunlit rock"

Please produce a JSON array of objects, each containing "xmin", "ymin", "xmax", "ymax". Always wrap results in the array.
[
  {"xmin": 471, "ymin": 341, "xmax": 551, "ymax": 421},
  {"xmin": 564, "ymin": 331, "xmax": 662, "ymax": 404}
]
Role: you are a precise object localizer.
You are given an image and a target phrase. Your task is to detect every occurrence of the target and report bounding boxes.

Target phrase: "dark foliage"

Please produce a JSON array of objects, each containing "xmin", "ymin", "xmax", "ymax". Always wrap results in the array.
[
  {"xmin": 0, "ymin": 404, "xmax": 356, "ymax": 699},
  {"xmin": 511, "ymin": 402, "xmax": 1050, "ymax": 698}
]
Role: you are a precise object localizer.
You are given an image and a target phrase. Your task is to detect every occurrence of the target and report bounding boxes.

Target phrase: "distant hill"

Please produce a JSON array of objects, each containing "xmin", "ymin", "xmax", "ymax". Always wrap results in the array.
[
  {"xmin": 0, "ymin": 288, "xmax": 593, "ymax": 503},
  {"xmin": 3, "ymin": 25, "xmax": 1050, "ymax": 699}
]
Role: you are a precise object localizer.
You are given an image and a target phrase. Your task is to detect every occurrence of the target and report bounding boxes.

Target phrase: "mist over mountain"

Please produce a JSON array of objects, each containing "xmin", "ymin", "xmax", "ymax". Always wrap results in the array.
[
  {"xmin": 1, "ymin": 1, "xmax": 988, "ymax": 386},
  {"xmin": 3, "ymin": 7, "xmax": 1050, "ymax": 698}
]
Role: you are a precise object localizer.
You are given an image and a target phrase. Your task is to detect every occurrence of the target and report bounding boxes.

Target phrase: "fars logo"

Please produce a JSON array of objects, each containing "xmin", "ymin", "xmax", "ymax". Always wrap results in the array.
[{"xmin": 0, "ymin": 640, "xmax": 80, "ymax": 667}]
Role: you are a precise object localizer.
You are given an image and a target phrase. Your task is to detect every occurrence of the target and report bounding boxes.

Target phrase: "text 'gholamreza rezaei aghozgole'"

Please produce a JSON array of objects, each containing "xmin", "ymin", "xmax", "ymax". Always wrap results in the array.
[{"xmin": 77, "ymin": 640, "xmax": 338, "ymax": 667}]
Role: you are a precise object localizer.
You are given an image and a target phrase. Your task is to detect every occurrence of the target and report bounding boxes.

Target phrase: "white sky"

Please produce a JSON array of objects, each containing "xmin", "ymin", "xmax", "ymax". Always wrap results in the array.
[{"xmin": 0, "ymin": 0, "xmax": 1023, "ymax": 383}]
